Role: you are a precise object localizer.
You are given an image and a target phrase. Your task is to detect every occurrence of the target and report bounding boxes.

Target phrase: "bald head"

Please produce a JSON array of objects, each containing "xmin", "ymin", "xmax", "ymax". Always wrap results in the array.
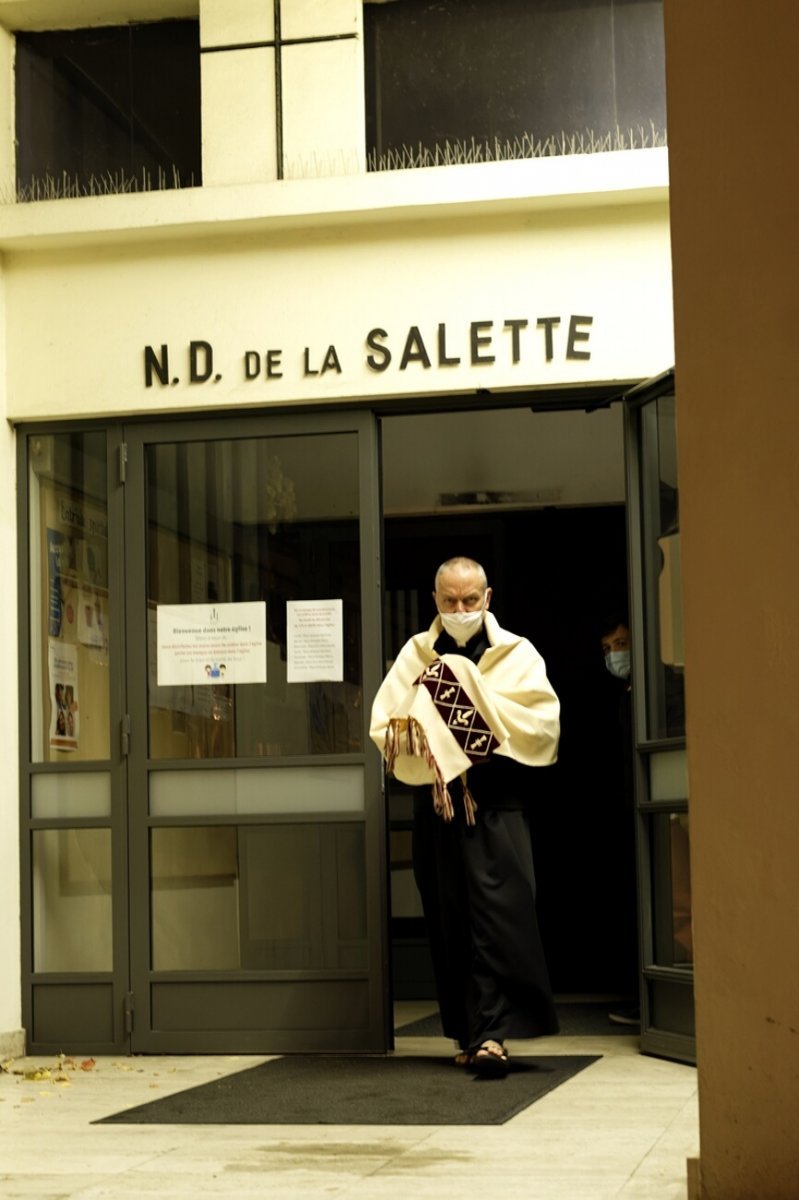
[{"xmin": 433, "ymin": 557, "xmax": 491, "ymax": 613}]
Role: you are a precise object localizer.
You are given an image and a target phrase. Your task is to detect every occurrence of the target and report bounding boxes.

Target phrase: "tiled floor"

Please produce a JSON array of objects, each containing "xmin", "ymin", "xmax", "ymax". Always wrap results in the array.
[{"xmin": 0, "ymin": 1002, "xmax": 698, "ymax": 1200}]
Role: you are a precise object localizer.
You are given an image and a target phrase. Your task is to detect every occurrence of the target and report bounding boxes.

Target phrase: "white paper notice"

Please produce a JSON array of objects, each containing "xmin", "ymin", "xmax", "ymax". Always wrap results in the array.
[
  {"xmin": 157, "ymin": 601, "xmax": 267, "ymax": 686},
  {"xmin": 286, "ymin": 599, "xmax": 343, "ymax": 682}
]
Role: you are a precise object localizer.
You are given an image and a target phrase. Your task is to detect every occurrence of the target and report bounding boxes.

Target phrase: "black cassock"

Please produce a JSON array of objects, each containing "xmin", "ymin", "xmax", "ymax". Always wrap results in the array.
[{"xmin": 412, "ymin": 628, "xmax": 558, "ymax": 1053}]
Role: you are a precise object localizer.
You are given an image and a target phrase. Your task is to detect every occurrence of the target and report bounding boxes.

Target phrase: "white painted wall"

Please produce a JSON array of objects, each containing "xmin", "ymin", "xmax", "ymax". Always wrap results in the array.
[
  {"xmin": 3, "ymin": 193, "xmax": 673, "ymax": 421},
  {"xmin": 200, "ymin": 0, "xmax": 365, "ymax": 185}
]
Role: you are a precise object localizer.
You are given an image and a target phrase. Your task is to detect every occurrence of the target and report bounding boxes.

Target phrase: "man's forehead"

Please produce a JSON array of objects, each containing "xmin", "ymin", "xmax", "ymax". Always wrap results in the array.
[
  {"xmin": 601, "ymin": 624, "xmax": 630, "ymax": 643},
  {"xmin": 436, "ymin": 568, "xmax": 484, "ymax": 592}
]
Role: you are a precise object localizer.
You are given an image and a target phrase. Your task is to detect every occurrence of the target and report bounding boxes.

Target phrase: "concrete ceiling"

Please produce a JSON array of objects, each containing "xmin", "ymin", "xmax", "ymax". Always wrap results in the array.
[{"xmin": 0, "ymin": 0, "xmax": 196, "ymax": 31}]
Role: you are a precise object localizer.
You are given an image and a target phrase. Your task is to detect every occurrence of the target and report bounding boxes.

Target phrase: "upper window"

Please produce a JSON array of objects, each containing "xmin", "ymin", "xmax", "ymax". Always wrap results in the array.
[
  {"xmin": 15, "ymin": 20, "xmax": 201, "ymax": 201},
  {"xmin": 364, "ymin": 0, "xmax": 666, "ymax": 170}
]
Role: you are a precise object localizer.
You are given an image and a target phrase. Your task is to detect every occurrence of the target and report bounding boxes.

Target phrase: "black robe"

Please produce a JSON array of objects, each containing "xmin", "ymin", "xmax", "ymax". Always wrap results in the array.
[{"xmin": 412, "ymin": 627, "xmax": 559, "ymax": 1052}]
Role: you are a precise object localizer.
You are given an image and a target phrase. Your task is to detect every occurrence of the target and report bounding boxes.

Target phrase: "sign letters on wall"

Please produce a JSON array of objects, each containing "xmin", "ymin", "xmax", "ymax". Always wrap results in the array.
[{"xmin": 143, "ymin": 315, "xmax": 593, "ymax": 388}]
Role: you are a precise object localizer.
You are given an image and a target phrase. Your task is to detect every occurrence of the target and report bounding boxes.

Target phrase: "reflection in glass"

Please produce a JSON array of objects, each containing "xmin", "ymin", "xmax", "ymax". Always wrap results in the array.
[
  {"xmin": 146, "ymin": 435, "xmax": 364, "ymax": 759},
  {"xmin": 151, "ymin": 827, "xmax": 240, "ymax": 970},
  {"xmin": 640, "ymin": 394, "xmax": 686, "ymax": 739},
  {"xmin": 32, "ymin": 829, "xmax": 112, "ymax": 971},
  {"xmin": 669, "ymin": 813, "xmax": 693, "ymax": 965},
  {"xmin": 150, "ymin": 824, "xmax": 367, "ymax": 971},
  {"xmin": 651, "ymin": 811, "xmax": 693, "ymax": 967},
  {"xmin": 28, "ymin": 432, "xmax": 110, "ymax": 762}
]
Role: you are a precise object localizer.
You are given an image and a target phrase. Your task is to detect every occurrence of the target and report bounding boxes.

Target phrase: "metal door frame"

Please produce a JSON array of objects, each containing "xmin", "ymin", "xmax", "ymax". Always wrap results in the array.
[
  {"xmin": 122, "ymin": 408, "xmax": 387, "ymax": 1053},
  {"xmin": 17, "ymin": 408, "xmax": 388, "ymax": 1055},
  {"xmin": 17, "ymin": 422, "xmax": 131, "ymax": 1054},
  {"xmin": 624, "ymin": 369, "xmax": 695, "ymax": 1064}
]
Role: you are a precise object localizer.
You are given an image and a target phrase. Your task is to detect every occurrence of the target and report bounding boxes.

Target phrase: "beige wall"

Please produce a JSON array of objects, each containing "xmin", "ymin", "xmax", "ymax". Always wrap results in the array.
[
  {"xmin": 3, "ymin": 193, "xmax": 673, "ymax": 421},
  {"xmin": 663, "ymin": 2, "xmax": 799, "ymax": 1196}
]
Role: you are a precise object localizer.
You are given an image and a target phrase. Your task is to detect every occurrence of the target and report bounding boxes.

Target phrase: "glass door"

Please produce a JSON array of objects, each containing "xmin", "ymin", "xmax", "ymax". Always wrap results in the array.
[
  {"xmin": 20, "ymin": 426, "xmax": 129, "ymax": 1053},
  {"xmin": 123, "ymin": 412, "xmax": 387, "ymax": 1053},
  {"xmin": 625, "ymin": 370, "xmax": 695, "ymax": 1064}
]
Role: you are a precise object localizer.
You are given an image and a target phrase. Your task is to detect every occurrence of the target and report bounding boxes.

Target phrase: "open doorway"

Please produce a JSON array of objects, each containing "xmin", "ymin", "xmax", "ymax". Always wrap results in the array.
[{"xmin": 380, "ymin": 403, "xmax": 636, "ymax": 1003}]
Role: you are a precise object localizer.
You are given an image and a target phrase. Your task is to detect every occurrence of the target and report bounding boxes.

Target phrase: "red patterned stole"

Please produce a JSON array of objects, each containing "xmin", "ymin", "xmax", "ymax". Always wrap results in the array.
[{"xmin": 385, "ymin": 659, "xmax": 501, "ymax": 824}]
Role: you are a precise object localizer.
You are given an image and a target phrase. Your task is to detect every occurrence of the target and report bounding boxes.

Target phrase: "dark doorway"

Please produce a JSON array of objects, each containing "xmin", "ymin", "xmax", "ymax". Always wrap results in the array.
[{"xmin": 384, "ymin": 504, "xmax": 635, "ymax": 999}]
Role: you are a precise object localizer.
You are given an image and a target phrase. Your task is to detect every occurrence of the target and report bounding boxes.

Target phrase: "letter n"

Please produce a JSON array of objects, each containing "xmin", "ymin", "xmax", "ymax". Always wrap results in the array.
[{"xmin": 144, "ymin": 344, "xmax": 169, "ymax": 387}]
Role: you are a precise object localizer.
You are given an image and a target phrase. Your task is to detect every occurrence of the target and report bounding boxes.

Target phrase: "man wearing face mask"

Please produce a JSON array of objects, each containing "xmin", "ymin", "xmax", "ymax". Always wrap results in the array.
[
  {"xmin": 370, "ymin": 556, "xmax": 561, "ymax": 1076},
  {"xmin": 599, "ymin": 614, "xmax": 640, "ymax": 1028}
]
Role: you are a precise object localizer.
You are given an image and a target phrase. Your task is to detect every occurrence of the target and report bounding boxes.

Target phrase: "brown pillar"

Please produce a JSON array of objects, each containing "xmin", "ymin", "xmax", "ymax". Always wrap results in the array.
[{"xmin": 663, "ymin": 2, "xmax": 799, "ymax": 1196}]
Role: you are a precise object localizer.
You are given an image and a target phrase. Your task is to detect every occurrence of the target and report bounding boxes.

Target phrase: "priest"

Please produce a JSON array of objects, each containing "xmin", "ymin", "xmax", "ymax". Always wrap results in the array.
[{"xmin": 370, "ymin": 556, "xmax": 561, "ymax": 1076}]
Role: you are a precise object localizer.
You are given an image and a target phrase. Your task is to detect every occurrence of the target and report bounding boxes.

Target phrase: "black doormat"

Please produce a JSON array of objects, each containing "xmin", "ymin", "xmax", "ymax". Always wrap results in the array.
[
  {"xmin": 397, "ymin": 1002, "xmax": 636, "ymax": 1038},
  {"xmin": 96, "ymin": 1053, "xmax": 599, "ymax": 1127}
]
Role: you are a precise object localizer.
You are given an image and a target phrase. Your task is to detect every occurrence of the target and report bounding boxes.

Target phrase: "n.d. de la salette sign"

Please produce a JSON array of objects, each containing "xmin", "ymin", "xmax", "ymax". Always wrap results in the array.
[{"xmin": 143, "ymin": 314, "xmax": 594, "ymax": 388}]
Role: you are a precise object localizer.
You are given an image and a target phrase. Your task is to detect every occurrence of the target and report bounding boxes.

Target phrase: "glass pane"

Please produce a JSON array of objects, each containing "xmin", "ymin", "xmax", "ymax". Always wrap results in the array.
[
  {"xmin": 640, "ymin": 393, "xmax": 686, "ymax": 739},
  {"xmin": 651, "ymin": 811, "xmax": 693, "ymax": 967},
  {"xmin": 15, "ymin": 22, "xmax": 201, "ymax": 200},
  {"xmin": 365, "ymin": 0, "xmax": 666, "ymax": 170},
  {"xmin": 151, "ymin": 827, "xmax": 240, "ymax": 970},
  {"xmin": 28, "ymin": 432, "xmax": 110, "ymax": 762},
  {"xmin": 151, "ymin": 824, "xmax": 367, "ymax": 971},
  {"xmin": 150, "ymin": 765, "xmax": 364, "ymax": 816},
  {"xmin": 146, "ymin": 434, "xmax": 363, "ymax": 759},
  {"xmin": 32, "ymin": 829, "xmax": 112, "ymax": 971},
  {"xmin": 390, "ymin": 827, "xmax": 424, "ymax": 919},
  {"xmin": 648, "ymin": 749, "xmax": 688, "ymax": 802},
  {"xmin": 32, "ymin": 772, "xmax": 111, "ymax": 819}
]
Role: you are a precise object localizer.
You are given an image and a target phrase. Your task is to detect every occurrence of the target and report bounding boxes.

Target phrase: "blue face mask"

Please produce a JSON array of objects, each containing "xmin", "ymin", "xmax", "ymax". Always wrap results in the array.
[{"xmin": 605, "ymin": 650, "xmax": 631, "ymax": 680}]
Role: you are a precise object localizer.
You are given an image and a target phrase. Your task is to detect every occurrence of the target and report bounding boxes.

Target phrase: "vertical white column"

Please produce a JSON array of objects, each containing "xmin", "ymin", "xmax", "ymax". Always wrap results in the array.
[
  {"xmin": 199, "ymin": 0, "xmax": 279, "ymax": 185},
  {"xmin": 281, "ymin": 0, "xmax": 365, "ymax": 179}
]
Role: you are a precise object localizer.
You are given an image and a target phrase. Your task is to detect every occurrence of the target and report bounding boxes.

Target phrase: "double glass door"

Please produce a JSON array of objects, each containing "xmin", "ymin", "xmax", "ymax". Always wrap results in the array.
[
  {"xmin": 20, "ymin": 388, "xmax": 693, "ymax": 1060},
  {"xmin": 21, "ymin": 412, "xmax": 388, "ymax": 1054}
]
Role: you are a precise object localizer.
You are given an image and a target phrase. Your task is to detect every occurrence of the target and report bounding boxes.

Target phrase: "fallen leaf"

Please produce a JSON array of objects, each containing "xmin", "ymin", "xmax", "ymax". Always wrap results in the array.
[
  {"xmin": 24, "ymin": 1068, "xmax": 51, "ymax": 1082},
  {"xmin": 80, "ymin": 1058, "xmax": 96, "ymax": 1072}
]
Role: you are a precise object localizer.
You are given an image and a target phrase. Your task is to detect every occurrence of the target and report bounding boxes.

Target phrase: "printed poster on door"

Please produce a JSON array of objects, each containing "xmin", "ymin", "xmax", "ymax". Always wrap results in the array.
[
  {"xmin": 286, "ymin": 599, "xmax": 344, "ymax": 682},
  {"xmin": 49, "ymin": 639, "xmax": 80, "ymax": 752},
  {"xmin": 156, "ymin": 601, "xmax": 267, "ymax": 686}
]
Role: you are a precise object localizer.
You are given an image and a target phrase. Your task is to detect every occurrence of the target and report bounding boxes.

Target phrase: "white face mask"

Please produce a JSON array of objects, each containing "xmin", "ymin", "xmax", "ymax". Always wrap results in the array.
[
  {"xmin": 605, "ymin": 650, "xmax": 631, "ymax": 680},
  {"xmin": 439, "ymin": 608, "xmax": 485, "ymax": 646}
]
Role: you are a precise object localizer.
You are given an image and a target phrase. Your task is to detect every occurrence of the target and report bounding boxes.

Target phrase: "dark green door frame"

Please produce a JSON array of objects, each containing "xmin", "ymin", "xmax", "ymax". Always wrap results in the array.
[
  {"xmin": 122, "ymin": 410, "xmax": 387, "ymax": 1054},
  {"xmin": 17, "ymin": 423, "xmax": 131, "ymax": 1054},
  {"xmin": 18, "ymin": 410, "xmax": 388, "ymax": 1055},
  {"xmin": 624, "ymin": 370, "xmax": 695, "ymax": 1065}
]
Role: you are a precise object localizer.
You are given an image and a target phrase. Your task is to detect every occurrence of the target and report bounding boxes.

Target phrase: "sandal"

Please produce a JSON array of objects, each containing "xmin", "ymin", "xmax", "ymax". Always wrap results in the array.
[{"xmin": 471, "ymin": 1040, "xmax": 509, "ymax": 1077}]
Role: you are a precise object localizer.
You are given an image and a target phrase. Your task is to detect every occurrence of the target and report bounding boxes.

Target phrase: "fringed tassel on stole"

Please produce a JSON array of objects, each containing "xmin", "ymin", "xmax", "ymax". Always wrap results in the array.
[
  {"xmin": 384, "ymin": 718, "xmax": 476, "ymax": 825},
  {"xmin": 384, "ymin": 717, "xmax": 403, "ymax": 776},
  {"xmin": 460, "ymin": 774, "xmax": 477, "ymax": 826}
]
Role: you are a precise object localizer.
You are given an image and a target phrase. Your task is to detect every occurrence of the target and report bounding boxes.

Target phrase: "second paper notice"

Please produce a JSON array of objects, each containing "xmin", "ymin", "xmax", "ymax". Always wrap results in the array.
[{"xmin": 286, "ymin": 599, "xmax": 344, "ymax": 682}]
